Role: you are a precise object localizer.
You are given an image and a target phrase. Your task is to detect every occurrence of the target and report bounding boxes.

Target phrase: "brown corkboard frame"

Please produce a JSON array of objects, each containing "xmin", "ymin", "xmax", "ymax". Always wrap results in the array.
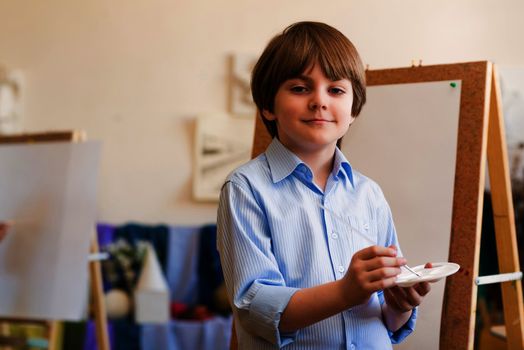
[
  {"xmin": 365, "ymin": 61, "xmax": 492, "ymax": 350},
  {"xmin": 249, "ymin": 61, "xmax": 495, "ymax": 349}
]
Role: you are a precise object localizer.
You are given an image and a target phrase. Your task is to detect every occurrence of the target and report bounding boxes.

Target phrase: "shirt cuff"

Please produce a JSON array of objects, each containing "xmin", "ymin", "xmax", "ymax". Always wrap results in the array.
[
  {"xmin": 246, "ymin": 284, "xmax": 300, "ymax": 347},
  {"xmin": 377, "ymin": 291, "xmax": 417, "ymax": 344}
]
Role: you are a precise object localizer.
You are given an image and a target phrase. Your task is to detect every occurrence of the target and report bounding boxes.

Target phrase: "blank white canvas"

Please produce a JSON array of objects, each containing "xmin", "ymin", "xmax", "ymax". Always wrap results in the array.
[
  {"xmin": 341, "ymin": 81, "xmax": 461, "ymax": 350},
  {"xmin": 0, "ymin": 141, "xmax": 100, "ymax": 320}
]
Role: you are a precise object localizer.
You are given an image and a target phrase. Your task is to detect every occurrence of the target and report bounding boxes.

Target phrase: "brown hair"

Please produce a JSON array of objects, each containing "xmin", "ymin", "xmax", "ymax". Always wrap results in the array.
[{"xmin": 251, "ymin": 21, "xmax": 366, "ymax": 139}]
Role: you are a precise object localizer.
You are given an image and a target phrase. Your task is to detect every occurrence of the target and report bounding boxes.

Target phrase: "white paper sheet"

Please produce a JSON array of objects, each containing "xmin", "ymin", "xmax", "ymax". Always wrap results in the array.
[{"xmin": 0, "ymin": 141, "xmax": 101, "ymax": 320}]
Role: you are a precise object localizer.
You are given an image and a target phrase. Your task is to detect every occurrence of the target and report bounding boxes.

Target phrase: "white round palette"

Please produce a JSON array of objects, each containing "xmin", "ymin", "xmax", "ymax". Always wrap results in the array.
[{"xmin": 395, "ymin": 262, "xmax": 460, "ymax": 287}]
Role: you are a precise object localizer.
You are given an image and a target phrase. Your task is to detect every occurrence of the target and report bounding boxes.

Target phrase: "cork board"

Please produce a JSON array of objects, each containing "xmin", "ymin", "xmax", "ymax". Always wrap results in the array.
[{"xmin": 250, "ymin": 61, "xmax": 492, "ymax": 349}]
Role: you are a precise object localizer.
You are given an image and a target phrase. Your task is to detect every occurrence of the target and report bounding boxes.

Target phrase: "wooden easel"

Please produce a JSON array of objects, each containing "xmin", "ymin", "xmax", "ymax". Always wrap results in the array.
[
  {"xmin": 247, "ymin": 61, "xmax": 523, "ymax": 349},
  {"xmin": 0, "ymin": 130, "xmax": 110, "ymax": 350}
]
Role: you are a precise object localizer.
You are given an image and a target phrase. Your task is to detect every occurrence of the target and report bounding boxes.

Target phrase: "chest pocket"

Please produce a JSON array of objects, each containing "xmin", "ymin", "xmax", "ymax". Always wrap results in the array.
[{"xmin": 343, "ymin": 215, "xmax": 378, "ymax": 254}]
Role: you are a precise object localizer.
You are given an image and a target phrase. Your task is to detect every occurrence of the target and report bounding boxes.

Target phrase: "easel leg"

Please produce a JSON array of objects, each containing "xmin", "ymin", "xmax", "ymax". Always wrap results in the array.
[
  {"xmin": 0, "ymin": 322, "xmax": 10, "ymax": 350},
  {"xmin": 487, "ymin": 65, "xmax": 524, "ymax": 350},
  {"xmin": 89, "ymin": 235, "xmax": 111, "ymax": 350},
  {"xmin": 48, "ymin": 321, "xmax": 59, "ymax": 350}
]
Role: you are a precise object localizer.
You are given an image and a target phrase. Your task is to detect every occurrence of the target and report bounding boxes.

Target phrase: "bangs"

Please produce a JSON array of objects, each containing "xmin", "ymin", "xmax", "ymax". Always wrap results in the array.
[{"xmin": 272, "ymin": 23, "xmax": 360, "ymax": 83}]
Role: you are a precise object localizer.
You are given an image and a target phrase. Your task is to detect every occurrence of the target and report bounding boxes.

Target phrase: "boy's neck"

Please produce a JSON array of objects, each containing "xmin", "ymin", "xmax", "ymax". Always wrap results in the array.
[{"xmin": 292, "ymin": 145, "xmax": 336, "ymax": 191}]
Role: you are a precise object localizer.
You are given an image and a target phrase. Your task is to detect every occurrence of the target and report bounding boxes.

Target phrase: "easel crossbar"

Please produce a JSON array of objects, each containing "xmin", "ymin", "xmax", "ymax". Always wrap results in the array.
[
  {"xmin": 88, "ymin": 252, "xmax": 110, "ymax": 261},
  {"xmin": 475, "ymin": 272, "xmax": 523, "ymax": 285}
]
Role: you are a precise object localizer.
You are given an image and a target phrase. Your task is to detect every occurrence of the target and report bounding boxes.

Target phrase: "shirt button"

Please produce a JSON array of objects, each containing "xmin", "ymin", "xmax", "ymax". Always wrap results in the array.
[
  {"xmin": 363, "ymin": 223, "xmax": 369, "ymax": 230},
  {"xmin": 331, "ymin": 232, "xmax": 338, "ymax": 239},
  {"xmin": 350, "ymin": 344, "xmax": 356, "ymax": 350},
  {"xmin": 338, "ymin": 265, "xmax": 345, "ymax": 273}
]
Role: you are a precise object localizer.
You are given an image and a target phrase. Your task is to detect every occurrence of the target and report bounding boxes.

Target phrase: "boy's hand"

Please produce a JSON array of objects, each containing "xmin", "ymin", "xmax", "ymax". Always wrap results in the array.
[
  {"xmin": 342, "ymin": 245, "xmax": 406, "ymax": 306},
  {"xmin": 383, "ymin": 262, "xmax": 433, "ymax": 313}
]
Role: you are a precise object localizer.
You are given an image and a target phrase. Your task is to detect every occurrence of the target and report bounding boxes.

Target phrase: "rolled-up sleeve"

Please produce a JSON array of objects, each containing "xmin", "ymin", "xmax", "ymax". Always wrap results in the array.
[
  {"xmin": 242, "ymin": 283, "xmax": 299, "ymax": 346},
  {"xmin": 217, "ymin": 179, "xmax": 299, "ymax": 347}
]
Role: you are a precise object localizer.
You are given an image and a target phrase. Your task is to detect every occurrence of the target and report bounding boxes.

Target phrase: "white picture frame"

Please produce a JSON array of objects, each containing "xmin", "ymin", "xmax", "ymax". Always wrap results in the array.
[
  {"xmin": 229, "ymin": 53, "xmax": 257, "ymax": 117},
  {"xmin": 193, "ymin": 113, "xmax": 255, "ymax": 201}
]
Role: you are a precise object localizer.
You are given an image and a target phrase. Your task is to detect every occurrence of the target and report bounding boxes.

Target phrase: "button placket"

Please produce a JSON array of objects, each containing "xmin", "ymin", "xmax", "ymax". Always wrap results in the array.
[{"xmin": 323, "ymin": 201, "xmax": 341, "ymax": 278}]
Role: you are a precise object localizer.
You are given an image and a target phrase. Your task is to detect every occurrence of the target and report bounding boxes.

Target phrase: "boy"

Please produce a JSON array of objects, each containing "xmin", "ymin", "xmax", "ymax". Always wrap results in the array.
[{"xmin": 217, "ymin": 21, "xmax": 431, "ymax": 349}]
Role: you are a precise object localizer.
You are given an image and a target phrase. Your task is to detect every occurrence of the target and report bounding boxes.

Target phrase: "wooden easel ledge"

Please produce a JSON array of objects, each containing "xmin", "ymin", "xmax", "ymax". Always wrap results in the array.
[{"xmin": 0, "ymin": 130, "xmax": 86, "ymax": 143}]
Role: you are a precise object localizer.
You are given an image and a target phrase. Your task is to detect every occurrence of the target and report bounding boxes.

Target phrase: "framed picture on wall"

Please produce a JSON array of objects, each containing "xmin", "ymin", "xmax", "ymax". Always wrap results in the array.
[
  {"xmin": 193, "ymin": 113, "xmax": 255, "ymax": 201},
  {"xmin": 229, "ymin": 53, "xmax": 257, "ymax": 117}
]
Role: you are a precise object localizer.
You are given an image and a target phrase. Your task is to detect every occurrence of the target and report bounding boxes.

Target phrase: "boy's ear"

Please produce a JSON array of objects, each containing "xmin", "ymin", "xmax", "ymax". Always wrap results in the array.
[
  {"xmin": 262, "ymin": 109, "xmax": 276, "ymax": 121},
  {"xmin": 348, "ymin": 116, "xmax": 356, "ymax": 125}
]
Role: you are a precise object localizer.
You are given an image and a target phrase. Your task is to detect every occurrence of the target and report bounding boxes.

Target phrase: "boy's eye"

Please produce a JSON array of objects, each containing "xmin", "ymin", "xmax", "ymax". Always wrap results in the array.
[
  {"xmin": 329, "ymin": 87, "xmax": 346, "ymax": 95},
  {"xmin": 290, "ymin": 86, "xmax": 308, "ymax": 93}
]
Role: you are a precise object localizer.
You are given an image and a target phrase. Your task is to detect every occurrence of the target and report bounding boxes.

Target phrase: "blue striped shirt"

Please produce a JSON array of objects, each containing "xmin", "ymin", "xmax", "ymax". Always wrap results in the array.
[{"xmin": 217, "ymin": 138, "xmax": 416, "ymax": 349}]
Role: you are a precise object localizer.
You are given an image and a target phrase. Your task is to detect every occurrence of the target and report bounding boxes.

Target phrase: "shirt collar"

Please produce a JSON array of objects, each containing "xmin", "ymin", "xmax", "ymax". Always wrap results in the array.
[
  {"xmin": 265, "ymin": 138, "xmax": 304, "ymax": 183},
  {"xmin": 265, "ymin": 138, "xmax": 355, "ymax": 187},
  {"xmin": 332, "ymin": 146, "xmax": 354, "ymax": 188}
]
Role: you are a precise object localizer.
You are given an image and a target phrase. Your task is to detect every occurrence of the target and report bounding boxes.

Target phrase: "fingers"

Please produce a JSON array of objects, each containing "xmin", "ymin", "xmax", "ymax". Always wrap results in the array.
[
  {"xmin": 345, "ymin": 245, "xmax": 416, "ymax": 304},
  {"xmin": 404, "ymin": 285, "xmax": 425, "ymax": 305},
  {"xmin": 385, "ymin": 286, "xmax": 421, "ymax": 312},
  {"xmin": 365, "ymin": 266, "xmax": 402, "ymax": 282},
  {"xmin": 0, "ymin": 223, "xmax": 8, "ymax": 242},
  {"xmin": 348, "ymin": 246, "xmax": 408, "ymax": 293},
  {"xmin": 351, "ymin": 245, "xmax": 407, "ymax": 281},
  {"xmin": 384, "ymin": 287, "xmax": 406, "ymax": 311},
  {"xmin": 364, "ymin": 256, "xmax": 406, "ymax": 271},
  {"xmin": 389, "ymin": 287, "xmax": 414, "ymax": 309},
  {"xmin": 366, "ymin": 276, "xmax": 399, "ymax": 291},
  {"xmin": 385, "ymin": 281, "xmax": 432, "ymax": 313},
  {"xmin": 0, "ymin": 221, "xmax": 13, "ymax": 230},
  {"xmin": 414, "ymin": 281, "xmax": 431, "ymax": 296},
  {"xmin": 356, "ymin": 245, "xmax": 397, "ymax": 260},
  {"xmin": 353, "ymin": 246, "xmax": 406, "ymax": 269}
]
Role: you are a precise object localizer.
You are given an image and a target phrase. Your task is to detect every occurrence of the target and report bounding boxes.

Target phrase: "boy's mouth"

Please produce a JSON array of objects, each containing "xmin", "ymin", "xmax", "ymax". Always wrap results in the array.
[{"xmin": 303, "ymin": 118, "xmax": 334, "ymax": 124}]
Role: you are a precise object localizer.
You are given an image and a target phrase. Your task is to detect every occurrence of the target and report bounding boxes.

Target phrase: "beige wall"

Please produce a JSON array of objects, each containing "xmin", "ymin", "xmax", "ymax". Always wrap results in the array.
[{"xmin": 1, "ymin": 0, "xmax": 523, "ymax": 227}]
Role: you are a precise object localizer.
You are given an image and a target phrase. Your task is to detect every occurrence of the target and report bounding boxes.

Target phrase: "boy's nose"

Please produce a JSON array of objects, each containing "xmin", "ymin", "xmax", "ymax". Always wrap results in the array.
[{"xmin": 308, "ymin": 96, "xmax": 327, "ymax": 111}]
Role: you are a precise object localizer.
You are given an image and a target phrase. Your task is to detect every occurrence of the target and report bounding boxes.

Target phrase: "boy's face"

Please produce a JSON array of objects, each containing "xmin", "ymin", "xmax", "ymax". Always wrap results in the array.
[{"xmin": 262, "ymin": 63, "xmax": 355, "ymax": 157}]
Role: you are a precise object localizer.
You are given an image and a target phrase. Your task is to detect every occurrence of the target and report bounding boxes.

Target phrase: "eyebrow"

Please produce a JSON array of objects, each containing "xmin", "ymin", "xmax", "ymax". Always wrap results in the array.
[
  {"xmin": 295, "ymin": 75, "xmax": 313, "ymax": 83},
  {"xmin": 284, "ymin": 75, "xmax": 313, "ymax": 85}
]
